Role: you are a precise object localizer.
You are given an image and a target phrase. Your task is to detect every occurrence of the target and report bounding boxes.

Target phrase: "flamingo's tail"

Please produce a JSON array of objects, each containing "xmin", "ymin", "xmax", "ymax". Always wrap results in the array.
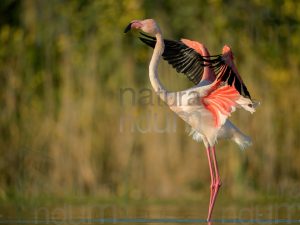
[{"xmin": 232, "ymin": 131, "xmax": 252, "ymax": 150}]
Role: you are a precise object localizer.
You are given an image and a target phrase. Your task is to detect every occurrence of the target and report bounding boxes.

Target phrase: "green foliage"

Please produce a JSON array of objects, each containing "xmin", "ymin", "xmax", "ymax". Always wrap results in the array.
[{"xmin": 0, "ymin": 0, "xmax": 300, "ymax": 201}]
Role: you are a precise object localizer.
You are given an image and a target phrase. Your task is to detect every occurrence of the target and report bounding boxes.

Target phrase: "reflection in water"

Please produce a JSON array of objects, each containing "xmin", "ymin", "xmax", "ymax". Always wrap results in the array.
[
  {"xmin": 0, "ymin": 202, "xmax": 299, "ymax": 225},
  {"xmin": 1, "ymin": 218, "xmax": 300, "ymax": 224}
]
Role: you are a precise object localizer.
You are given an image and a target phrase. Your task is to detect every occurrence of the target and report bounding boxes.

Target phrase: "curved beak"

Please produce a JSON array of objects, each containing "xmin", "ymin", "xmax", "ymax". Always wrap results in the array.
[
  {"xmin": 124, "ymin": 20, "xmax": 143, "ymax": 33},
  {"xmin": 124, "ymin": 22, "xmax": 132, "ymax": 33}
]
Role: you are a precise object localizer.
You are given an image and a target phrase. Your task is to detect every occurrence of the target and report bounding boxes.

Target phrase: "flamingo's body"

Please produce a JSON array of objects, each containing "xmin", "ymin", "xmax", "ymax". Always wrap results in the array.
[{"xmin": 125, "ymin": 19, "xmax": 257, "ymax": 221}]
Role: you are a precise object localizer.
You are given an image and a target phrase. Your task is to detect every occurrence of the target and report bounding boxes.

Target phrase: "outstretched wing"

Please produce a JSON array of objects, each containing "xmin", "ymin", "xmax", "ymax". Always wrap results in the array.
[
  {"xmin": 139, "ymin": 33, "xmax": 251, "ymax": 99},
  {"xmin": 140, "ymin": 33, "xmax": 212, "ymax": 84},
  {"xmin": 209, "ymin": 48, "xmax": 251, "ymax": 99}
]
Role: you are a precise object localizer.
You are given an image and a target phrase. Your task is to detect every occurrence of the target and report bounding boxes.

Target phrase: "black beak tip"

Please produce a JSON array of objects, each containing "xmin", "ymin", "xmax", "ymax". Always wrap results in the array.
[{"xmin": 124, "ymin": 23, "xmax": 132, "ymax": 33}]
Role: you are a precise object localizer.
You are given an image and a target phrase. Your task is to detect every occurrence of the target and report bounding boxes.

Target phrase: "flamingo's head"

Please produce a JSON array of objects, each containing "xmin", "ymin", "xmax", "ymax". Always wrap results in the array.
[{"xmin": 124, "ymin": 19, "xmax": 160, "ymax": 35}]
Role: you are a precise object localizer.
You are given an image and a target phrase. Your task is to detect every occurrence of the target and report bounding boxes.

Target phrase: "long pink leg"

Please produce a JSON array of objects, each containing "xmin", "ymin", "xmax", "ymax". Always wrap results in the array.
[
  {"xmin": 206, "ymin": 147, "xmax": 215, "ymax": 221},
  {"xmin": 209, "ymin": 146, "xmax": 222, "ymax": 220}
]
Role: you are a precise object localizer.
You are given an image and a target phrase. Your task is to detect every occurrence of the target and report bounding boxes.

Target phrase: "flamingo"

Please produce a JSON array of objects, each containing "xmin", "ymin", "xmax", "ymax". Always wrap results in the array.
[{"xmin": 124, "ymin": 19, "xmax": 257, "ymax": 221}]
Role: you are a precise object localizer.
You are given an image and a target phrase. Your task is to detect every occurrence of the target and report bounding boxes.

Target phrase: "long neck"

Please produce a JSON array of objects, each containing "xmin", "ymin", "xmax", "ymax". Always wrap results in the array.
[{"xmin": 149, "ymin": 32, "xmax": 169, "ymax": 103}]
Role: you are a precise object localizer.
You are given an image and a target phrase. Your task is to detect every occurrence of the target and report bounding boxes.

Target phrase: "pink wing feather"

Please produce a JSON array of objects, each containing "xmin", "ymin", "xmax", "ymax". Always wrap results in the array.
[
  {"xmin": 202, "ymin": 85, "xmax": 240, "ymax": 127},
  {"xmin": 181, "ymin": 39, "xmax": 205, "ymax": 55}
]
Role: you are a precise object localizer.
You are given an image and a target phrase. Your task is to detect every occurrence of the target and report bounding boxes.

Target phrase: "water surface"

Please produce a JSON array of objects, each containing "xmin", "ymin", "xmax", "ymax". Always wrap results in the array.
[{"xmin": 1, "ymin": 201, "xmax": 299, "ymax": 225}]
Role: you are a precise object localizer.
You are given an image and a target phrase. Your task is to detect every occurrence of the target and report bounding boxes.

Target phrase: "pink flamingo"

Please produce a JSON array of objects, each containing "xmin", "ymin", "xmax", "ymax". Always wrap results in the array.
[{"xmin": 125, "ymin": 19, "xmax": 257, "ymax": 221}]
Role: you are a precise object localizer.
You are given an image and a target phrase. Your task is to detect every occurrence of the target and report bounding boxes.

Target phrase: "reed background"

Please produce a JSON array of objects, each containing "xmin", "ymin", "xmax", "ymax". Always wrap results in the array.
[{"xmin": 0, "ymin": 0, "xmax": 300, "ymax": 203}]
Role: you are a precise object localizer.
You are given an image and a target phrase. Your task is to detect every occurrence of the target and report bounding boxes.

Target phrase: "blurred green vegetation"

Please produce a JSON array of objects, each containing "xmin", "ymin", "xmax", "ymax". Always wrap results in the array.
[{"xmin": 0, "ymin": 0, "xmax": 300, "ymax": 203}]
